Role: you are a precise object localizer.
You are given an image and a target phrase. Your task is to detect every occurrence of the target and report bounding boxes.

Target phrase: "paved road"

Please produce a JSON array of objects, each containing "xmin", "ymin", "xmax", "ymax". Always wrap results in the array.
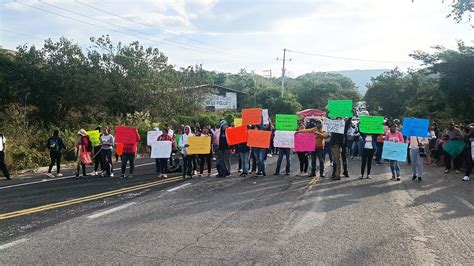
[{"xmin": 0, "ymin": 154, "xmax": 472, "ymax": 264}]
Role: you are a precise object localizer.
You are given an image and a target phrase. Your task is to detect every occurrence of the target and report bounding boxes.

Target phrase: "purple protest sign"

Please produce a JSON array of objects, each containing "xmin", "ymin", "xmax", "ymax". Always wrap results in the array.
[{"xmin": 294, "ymin": 133, "xmax": 316, "ymax": 152}]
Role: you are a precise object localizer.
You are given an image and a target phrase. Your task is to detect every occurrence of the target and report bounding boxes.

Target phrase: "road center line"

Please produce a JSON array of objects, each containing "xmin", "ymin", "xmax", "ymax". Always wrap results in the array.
[
  {"xmin": 0, "ymin": 238, "xmax": 28, "ymax": 250},
  {"xmin": 455, "ymin": 196, "xmax": 474, "ymax": 211},
  {"xmin": 87, "ymin": 202, "xmax": 137, "ymax": 219},
  {"xmin": 167, "ymin": 183, "xmax": 191, "ymax": 192}
]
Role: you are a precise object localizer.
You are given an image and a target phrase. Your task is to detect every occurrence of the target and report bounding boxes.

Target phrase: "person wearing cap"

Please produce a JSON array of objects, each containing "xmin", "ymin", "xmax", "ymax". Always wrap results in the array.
[
  {"xmin": 46, "ymin": 129, "xmax": 67, "ymax": 178},
  {"xmin": 0, "ymin": 132, "xmax": 11, "ymax": 180},
  {"xmin": 75, "ymin": 129, "xmax": 90, "ymax": 178},
  {"xmin": 297, "ymin": 119, "xmax": 329, "ymax": 178},
  {"xmin": 215, "ymin": 120, "xmax": 232, "ymax": 175},
  {"xmin": 441, "ymin": 121, "xmax": 464, "ymax": 174},
  {"xmin": 100, "ymin": 127, "xmax": 115, "ymax": 177}
]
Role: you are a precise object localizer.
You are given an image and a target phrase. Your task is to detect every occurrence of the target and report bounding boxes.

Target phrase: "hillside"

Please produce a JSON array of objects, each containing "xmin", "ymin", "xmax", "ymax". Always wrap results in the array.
[{"xmin": 330, "ymin": 69, "xmax": 389, "ymax": 96}]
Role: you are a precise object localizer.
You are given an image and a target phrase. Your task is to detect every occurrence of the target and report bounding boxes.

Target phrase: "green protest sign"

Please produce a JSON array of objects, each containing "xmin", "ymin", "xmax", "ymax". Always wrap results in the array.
[
  {"xmin": 443, "ymin": 140, "xmax": 464, "ymax": 158},
  {"xmin": 359, "ymin": 116, "xmax": 384, "ymax": 134},
  {"xmin": 275, "ymin": 114, "xmax": 298, "ymax": 131},
  {"xmin": 328, "ymin": 100, "xmax": 353, "ymax": 118},
  {"xmin": 86, "ymin": 130, "xmax": 101, "ymax": 146}
]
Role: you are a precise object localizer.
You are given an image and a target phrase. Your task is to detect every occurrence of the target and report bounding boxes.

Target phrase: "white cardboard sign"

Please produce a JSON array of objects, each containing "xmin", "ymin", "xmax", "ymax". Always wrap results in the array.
[
  {"xmin": 151, "ymin": 141, "xmax": 172, "ymax": 158},
  {"xmin": 273, "ymin": 131, "xmax": 295, "ymax": 148},
  {"xmin": 323, "ymin": 119, "xmax": 345, "ymax": 134}
]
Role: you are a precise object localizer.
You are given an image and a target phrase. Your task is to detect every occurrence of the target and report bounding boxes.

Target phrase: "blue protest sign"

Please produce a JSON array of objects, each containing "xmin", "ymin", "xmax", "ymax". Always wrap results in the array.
[
  {"xmin": 402, "ymin": 118, "xmax": 429, "ymax": 137},
  {"xmin": 382, "ymin": 141, "xmax": 408, "ymax": 162}
]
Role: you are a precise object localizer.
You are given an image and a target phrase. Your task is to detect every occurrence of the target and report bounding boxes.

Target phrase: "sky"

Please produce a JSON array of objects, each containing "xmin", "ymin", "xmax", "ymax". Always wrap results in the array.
[{"xmin": 0, "ymin": 0, "xmax": 472, "ymax": 77}]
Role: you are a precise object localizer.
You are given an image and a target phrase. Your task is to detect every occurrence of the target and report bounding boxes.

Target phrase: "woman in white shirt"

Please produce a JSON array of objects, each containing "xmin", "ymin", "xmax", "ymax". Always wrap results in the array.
[
  {"xmin": 360, "ymin": 133, "xmax": 376, "ymax": 179},
  {"xmin": 409, "ymin": 135, "xmax": 429, "ymax": 182}
]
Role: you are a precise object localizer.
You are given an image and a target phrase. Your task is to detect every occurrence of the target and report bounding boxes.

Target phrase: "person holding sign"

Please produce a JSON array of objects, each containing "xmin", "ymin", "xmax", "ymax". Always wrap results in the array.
[
  {"xmin": 237, "ymin": 137, "xmax": 250, "ymax": 177},
  {"xmin": 385, "ymin": 124, "xmax": 404, "ymax": 181},
  {"xmin": 120, "ymin": 128, "xmax": 141, "ymax": 178},
  {"xmin": 215, "ymin": 120, "xmax": 232, "ymax": 176},
  {"xmin": 359, "ymin": 132, "xmax": 377, "ymax": 179},
  {"xmin": 296, "ymin": 125, "xmax": 309, "ymax": 176},
  {"xmin": 297, "ymin": 119, "xmax": 329, "ymax": 178},
  {"xmin": 198, "ymin": 127, "xmax": 213, "ymax": 177},
  {"xmin": 156, "ymin": 129, "xmax": 176, "ymax": 178},
  {"xmin": 100, "ymin": 127, "xmax": 115, "ymax": 177},
  {"xmin": 179, "ymin": 126, "xmax": 195, "ymax": 179},
  {"xmin": 441, "ymin": 121, "xmax": 464, "ymax": 174},
  {"xmin": 75, "ymin": 129, "xmax": 92, "ymax": 178}
]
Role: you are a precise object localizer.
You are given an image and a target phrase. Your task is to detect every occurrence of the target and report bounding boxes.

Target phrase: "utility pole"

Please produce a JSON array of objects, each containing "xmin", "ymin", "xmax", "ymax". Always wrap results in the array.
[
  {"xmin": 263, "ymin": 69, "xmax": 272, "ymax": 79},
  {"xmin": 277, "ymin": 48, "xmax": 291, "ymax": 97}
]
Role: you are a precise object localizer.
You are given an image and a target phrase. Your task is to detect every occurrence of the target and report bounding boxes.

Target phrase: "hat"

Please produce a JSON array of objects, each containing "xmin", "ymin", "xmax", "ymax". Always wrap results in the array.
[
  {"xmin": 219, "ymin": 120, "xmax": 228, "ymax": 127},
  {"xmin": 78, "ymin": 129, "xmax": 87, "ymax": 136}
]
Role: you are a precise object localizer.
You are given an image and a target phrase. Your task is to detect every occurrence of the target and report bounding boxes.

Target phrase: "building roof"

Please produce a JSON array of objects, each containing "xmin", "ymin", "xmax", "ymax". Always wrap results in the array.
[{"xmin": 191, "ymin": 84, "xmax": 248, "ymax": 95}]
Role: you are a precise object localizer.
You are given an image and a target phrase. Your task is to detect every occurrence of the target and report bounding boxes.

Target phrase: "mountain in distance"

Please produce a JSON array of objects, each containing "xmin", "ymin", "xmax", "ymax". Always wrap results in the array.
[{"xmin": 329, "ymin": 69, "xmax": 389, "ymax": 96}]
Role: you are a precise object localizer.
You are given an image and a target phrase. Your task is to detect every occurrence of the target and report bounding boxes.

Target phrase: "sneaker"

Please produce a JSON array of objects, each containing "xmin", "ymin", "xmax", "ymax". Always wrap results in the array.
[
  {"xmin": 46, "ymin": 173, "xmax": 54, "ymax": 178},
  {"xmin": 81, "ymin": 174, "xmax": 88, "ymax": 177},
  {"xmin": 304, "ymin": 173, "xmax": 309, "ymax": 177},
  {"xmin": 359, "ymin": 175, "xmax": 364, "ymax": 179},
  {"xmin": 455, "ymin": 170, "xmax": 460, "ymax": 174},
  {"xmin": 418, "ymin": 176, "xmax": 422, "ymax": 182},
  {"xmin": 238, "ymin": 169, "xmax": 242, "ymax": 173},
  {"xmin": 90, "ymin": 171, "xmax": 97, "ymax": 176},
  {"xmin": 110, "ymin": 173, "xmax": 114, "ymax": 177},
  {"xmin": 273, "ymin": 172, "xmax": 279, "ymax": 176},
  {"xmin": 120, "ymin": 174, "xmax": 126, "ymax": 178},
  {"xmin": 242, "ymin": 174, "xmax": 247, "ymax": 177},
  {"xmin": 263, "ymin": 172, "xmax": 266, "ymax": 176},
  {"xmin": 207, "ymin": 173, "xmax": 212, "ymax": 177},
  {"xmin": 193, "ymin": 170, "xmax": 197, "ymax": 175},
  {"xmin": 343, "ymin": 171, "xmax": 349, "ymax": 178},
  {"xmin": 256, "ymin": 172, "xmax": 263, "ymax": 177},
  {"xmin": 56, "ymin": 173, "xmax": 63, "ymax": 177},
  {"xmin": 462, "ymin": 176, "xmax": 470, "ymax": 181},
  {"xmin": 390, "ymin": 175, "xmax": 395, "ymax": 180},
  {"xmin": 412, "ymin": 175, "xmax": 417, "ymax": 181},
  {"xmin": 320, "ymin": 174, "xmax": 325, "ymax": 178},
  {"xmin": 444, "ymin": 169, "xmax": 450, "ymax": 174},
  {"xmin": 366, "ymin": 175, "xmax": 371, "ymax": 179},
  {"xmin": 396, "ymin": 177, "xmax": 401, "ymax": 181},
  {"xmin": 212, "ymin": 157, "xmax": 217, "ymax": 161},
  {"xmin": 158, "ymin": 174, "xmax": 163, "ymax": 178},
  {"xmin": 267, "ymin": 154, "xmax": 272, "ymax": 158},
  {"xmin": 6, "ymin": 176, "xmax": 11, "ymax": 180},
  {"xmin": 309, "ymin": 172, "xmax": 316, "ymax": 177},
  {"xmin": 285, "ymin": 172, "xmax": 290, "ymax": 176},
  {"xmin": 163, "ymin": 174, "xmax": 168, "ymax": 178}
]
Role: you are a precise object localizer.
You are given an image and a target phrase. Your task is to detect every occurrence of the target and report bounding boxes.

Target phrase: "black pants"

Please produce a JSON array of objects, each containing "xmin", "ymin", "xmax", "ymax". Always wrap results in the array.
[
  {"xmin": 341, "ymin": 145, "xmax": 348, "ymax": 173},
  {"xmin": 182, "ymin": 155, "xmax": 194, "ymax": 177},
  {"xmin": 48, "ymin": 151, "xmax": 61, "ymax": 173},
  {"xmin": 93, "ymin": 146, "xmax": 102, "ymax": 172},
  {"xmin": 101, "ymin": 149, "xmax": 113, "ymax": 176},
  {"xmin": 121, "ymin": 153, "xmax": 135, "ymax": 175},
  {"xmin": 464, "ymin": 148, "xmax": 472, "ymax": 177},
  {"xmin": 156, "ymin": 158, "xmax": 168, "ymax": 174},
  {"xmin": 76, "ymin": 161, "xmax": 86, "ymax": 176},
  {"xmin": 444, "ymin": 151, "xmax": 462, "ymax": 170},
  {"xmin": 199, "ymin": 153, "xmax": 212, "ymax": 174},
  {"xmin": 297, "ymin": 152, "xmax": 308, "ymax": 173},
  {"xmin": 0, "ymin": 151, "xmax": 10, "ymax": 179},
  {"xmin": 361, "ymin": 148, "xmax": 374, "ymax": 176}
]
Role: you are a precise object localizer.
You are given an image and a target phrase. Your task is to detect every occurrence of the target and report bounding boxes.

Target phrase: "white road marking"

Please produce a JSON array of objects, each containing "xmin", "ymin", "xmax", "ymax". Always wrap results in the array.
[
  {"xmin": 166, "ymin": 183, "xmax": 191, "ymax": 192},
  {"xmin": 0, "ymin": 162, "xmax": 156, "ymax": 190},
  {"xmin": 0, "ymin": 238, "xmax": 28, "ymax": 250},
  {"xmin": 455, "ymin": 196, "xmax": 474, "ymax": 211},
  {"xmin": 87, "ymin": 202, "xmax": 137, "ymax": 219}
]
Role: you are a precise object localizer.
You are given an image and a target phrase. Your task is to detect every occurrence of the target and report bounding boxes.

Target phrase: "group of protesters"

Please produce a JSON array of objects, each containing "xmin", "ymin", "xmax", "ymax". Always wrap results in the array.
[{"xmin": 0, "ymin": 116, "xmax": 472, "ymax": 183}]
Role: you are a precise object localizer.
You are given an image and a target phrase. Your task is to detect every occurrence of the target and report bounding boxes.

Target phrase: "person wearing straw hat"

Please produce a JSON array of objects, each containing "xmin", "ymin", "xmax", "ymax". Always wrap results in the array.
[{"xmin": 75, "ymin": 129, "xmax": 90, "ymax": 178}]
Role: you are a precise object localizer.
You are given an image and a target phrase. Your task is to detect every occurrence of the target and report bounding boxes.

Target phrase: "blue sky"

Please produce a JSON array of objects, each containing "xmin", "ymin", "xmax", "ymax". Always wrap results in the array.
[{"xmin": 1, "ymin": 0, "xmax": 472, "ymax": 76}]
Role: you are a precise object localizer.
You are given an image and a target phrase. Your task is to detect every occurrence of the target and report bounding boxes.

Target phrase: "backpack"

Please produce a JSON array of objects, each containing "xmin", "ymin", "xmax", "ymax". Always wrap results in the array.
[
  {"xmin": 48, "ymin": 138, "xmax": 60, "ymax": 151},
  {"xmin": 216, "ymin": 160, "xmax": 229, "ymax": 177}
]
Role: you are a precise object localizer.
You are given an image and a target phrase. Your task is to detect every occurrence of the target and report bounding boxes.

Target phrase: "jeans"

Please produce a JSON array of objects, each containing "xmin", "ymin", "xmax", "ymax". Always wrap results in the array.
[
  {"xmin": 324, "ymin": 144, "xmax": 333, "ymax": 163},
  {"xmin": 375, "ymin": 142, "xmax": 384, "ymax": 162},
  {"xmin": 182, "ymin": 155, "xmax": 194, "ymax": 177},
  {"xmin": 410, "ymin": 149, "xmax": 423, "ymax": 177},
  {"xmin": 239, "ymin": 152, "xmax": 250, "ymax": 174},
  {"xmin": 199, "ymin": 153, "xmax": 212, "ymax": 174},
  {"xmin": 156, "ymin": 158, "xmax": 168, "ymax": 174},
  {"xmin": 217, "ymin": 149, "xmax": 231, "ymax": 173},
  {"xmin": 346, "ymin": 140, "xmax": 353, "ymax": 156},
  {"xmin": 254, "ymin": 148, "xmax": 266, "ymax": 174},
  {"xmin": 390, "ymin": 160, "xmax": 400, "ymax": 177},
  {"xmin": 361, "ymin": 148, "xmax": 374, "ymax": 176},
  {"xmin": 121, "ymin": 153, "xmax": 135, "ymax": 175},
  {"xmin": 48, "ymin": 151, "xmax": 61, "ymax": 174},
  {"xmin": 351, "ymin": 141, "xmax": 360, "ymax": 157},
  {"xmin": 250, "ymin": 150, "xmax": 257, "ymax": 172},
  {"xmin": 0, "ymin": 151, "xmax": 10, "ymax": 178},
  {"xmin": 101, "ymin": 149, "xmax": 113, "ymax": 176},
  {"xmin": 310, "ymin": 149, "xmax": 324, "ymax": 176},
  {"xmin": 275, "ymin": 148, "xmax": 291, "ymax": 174},
  {"xmin": 297, "ymin": 152, "xmax": 309, "ymax": 173}
]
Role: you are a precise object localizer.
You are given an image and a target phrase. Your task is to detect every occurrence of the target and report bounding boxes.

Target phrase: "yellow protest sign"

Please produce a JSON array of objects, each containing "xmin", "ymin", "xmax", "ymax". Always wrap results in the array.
[
  {"xmin": 234, "ymin": 118, "xmax": 242, "ymax": 127},
  {"xmin": 86, "ymin": 130, "xmax": 100, "ymax": 146},
  {"xmin": 187, "ymin": 137, "xmax": 212, "ymax": 154}
]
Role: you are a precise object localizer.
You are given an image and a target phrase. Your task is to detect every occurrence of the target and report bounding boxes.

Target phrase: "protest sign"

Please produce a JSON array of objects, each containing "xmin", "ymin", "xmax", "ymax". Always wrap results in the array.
[
  {"xmin": 322, "ymin": 119, "xmax": 345, "ymax": 134},
  {"xmin": 247, "ymin": 130, "xmax": 271, "ymax": 148},
  {"xmin": 115, "ymin": 126, "xmax": 138, "ymax": 144},
  {"xmin": 382, "ymin": 141, "xmax": 408, "ymax": 162},
  {"xmin": 151, "ymin": 141, "xmax": 172, "ymax": 158},
  {"xmin": 328, "ymin": 100, "xmax": 353, "ymax": 118},
  {"xmin": 147, "ymin": 130, "xmax": 162, "ymax": 146},
  {"xmin": 294, "ymin": 133, "xmax": 316, "ymax": 152},
  {"xmin": 242, "ymin": 108, "xmax": 262, "ymax": 125},
  {"xmin": 116, "ymin": 143, "xmax": 124, "ymax": 156},
  {"xmin": 402, "ymin": 117, "xmax": 429, "ymax": 137},
  {"xmin": 273, "ymin": 131, "xmax": 295, "ymax": 148},
  {"xmin": 443, "ymin": 140, "xmax": 464, "ymax": 158},
  {"xmin": 226, "ymin": 126, "xmax": 248, "ymax": 145},
  {"xmin": 262, "ymin": 109, "xmax": 270, "ymax": 125},
  {"xmin": 86, "ymin": 130, "xmax": 100, "ymax": 146},
  {"xmin": 359, "ymin": 116, "xmax": 384, "ymax": 134},
  {"xmin": 234, "ymin": 118, "xmax": 242, "ymax": 127},
  {"xmin": 174, "ymin": 134, "xmax": 182, "ymax": 151},
  {"xmin": 187, "ymin": 137, "xmax": 211, "ymax": 154},
  {"xmin": 275, "ymin": 114, "xmax": 298, "ymax": 131}
]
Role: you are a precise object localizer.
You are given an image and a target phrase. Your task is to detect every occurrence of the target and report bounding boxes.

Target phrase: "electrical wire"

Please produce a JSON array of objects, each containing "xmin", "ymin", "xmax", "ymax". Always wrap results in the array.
[{"xmin": 288, "ymin": 49, "xmax": 417, "ymax": 64}]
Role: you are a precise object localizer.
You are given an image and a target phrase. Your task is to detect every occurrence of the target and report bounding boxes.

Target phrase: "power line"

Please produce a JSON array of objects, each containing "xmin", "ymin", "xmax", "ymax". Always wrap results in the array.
[
  {"xmin": 288, "ymin": 49, "xmax": 417, "ymax": 64},
  {"xmin": 0, "ymin": 28, "xmax": 45, "ymax": 40}
]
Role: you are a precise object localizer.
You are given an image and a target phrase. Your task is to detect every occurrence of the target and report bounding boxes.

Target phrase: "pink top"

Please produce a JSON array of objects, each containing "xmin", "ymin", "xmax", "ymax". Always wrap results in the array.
[{"xmin": 385, "ymin": 131, "xmax": 404, "ymax": 143}]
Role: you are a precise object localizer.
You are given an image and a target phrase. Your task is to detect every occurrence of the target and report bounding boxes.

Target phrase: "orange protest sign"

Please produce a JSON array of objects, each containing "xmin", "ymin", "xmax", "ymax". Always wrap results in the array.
[
  {"xmin": 247, "ymin": 130, "xmax": 271, "ymax": 148},
  {"xmin": 226, "ymin": 126, "xmax": 248, "ymax": 145},
  {"xmin": 116, "ymin": 143, "xmax": 124, "ymax": 156},
  {"xmin": 242, "ymin": 108, "xmax": 262, "ymax": 125}
]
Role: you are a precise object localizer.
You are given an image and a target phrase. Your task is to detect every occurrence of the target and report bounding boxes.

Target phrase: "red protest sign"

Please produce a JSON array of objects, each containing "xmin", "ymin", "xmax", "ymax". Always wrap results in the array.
[
  {"xmin": 247, "ymin": 130, "xmax": 271, "ymax": 148},
  {"xmin": 226, "ymin": 126, "xmax": 248, "ymax": 145},
  {"xmin": 116, "ymin": 143, "xmax": 124, "ymax": 156},
  {"xmin": 115, "ymin": 126, "xmax": 138, "ymax": 144},
  {"xmin": 242, "ymin": 108, "xmax": 262, "ymax": 125}
]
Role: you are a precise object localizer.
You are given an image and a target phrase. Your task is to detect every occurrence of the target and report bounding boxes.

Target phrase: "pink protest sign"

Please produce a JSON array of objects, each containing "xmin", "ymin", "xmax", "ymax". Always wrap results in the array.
[
  {"xmin": 115, "ymin": 126, "xmax": 138, "ymax": 145},
  {"xmin": 294, "ymin": 133, "xmax": 316, "ymax": 152}
]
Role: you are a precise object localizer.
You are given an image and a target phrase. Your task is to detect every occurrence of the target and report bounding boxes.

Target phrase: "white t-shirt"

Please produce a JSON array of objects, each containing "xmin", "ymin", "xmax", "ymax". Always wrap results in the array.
[
  {"xmin": 364, "ymin": 136, "xmax": 373, "ymax": 149},
  {"xmin": 100, "ymin": 134, "xmax": 115, "ymax": 150},
  {"xmin": 0, "ymin": 135, "xmax": 5, "ymax": 152}
]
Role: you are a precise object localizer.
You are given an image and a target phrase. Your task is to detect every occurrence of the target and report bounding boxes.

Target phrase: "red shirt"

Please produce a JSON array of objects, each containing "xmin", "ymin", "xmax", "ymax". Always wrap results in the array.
[{"xmin": 122, "ymin": 130, "xmax": 141, "ymax": 154}]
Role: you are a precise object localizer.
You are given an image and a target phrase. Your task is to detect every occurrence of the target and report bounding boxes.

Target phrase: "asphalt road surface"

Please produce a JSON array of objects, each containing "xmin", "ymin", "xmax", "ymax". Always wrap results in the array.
[{"xmin": 0, "ymin": 154, "xmax": 472, "ymax": 264}]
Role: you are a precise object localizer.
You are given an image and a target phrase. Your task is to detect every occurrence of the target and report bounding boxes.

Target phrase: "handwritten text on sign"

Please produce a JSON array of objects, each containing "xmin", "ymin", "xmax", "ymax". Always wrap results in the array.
[
  {"xmin": 247, "ymin": 130, "xmax": 271, "ymax": 148},
  {"xmin": 147, "ymin": 130, "xmax": 162, "ymax": 146},
  {"xmin": 273, "ymin": 131, "xmax": 296, "ymax": 148},
  {"xmin": 359, "ymin": 116, "xmax": 384, "ymax": 134},
  {"xmin": 276, "ymin": 114, "xmax": 298, "ymax": 131},
  {"xmin": 187, "ymin": 137, "xmax": 212, "ymax": 154},
  {"xmin": 322, "ymin": 119, "xmax": 345, "ymax": 134},
  {"xmin": 401, "ymin": 117, "xmax": 429, "ymax": 137}
]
